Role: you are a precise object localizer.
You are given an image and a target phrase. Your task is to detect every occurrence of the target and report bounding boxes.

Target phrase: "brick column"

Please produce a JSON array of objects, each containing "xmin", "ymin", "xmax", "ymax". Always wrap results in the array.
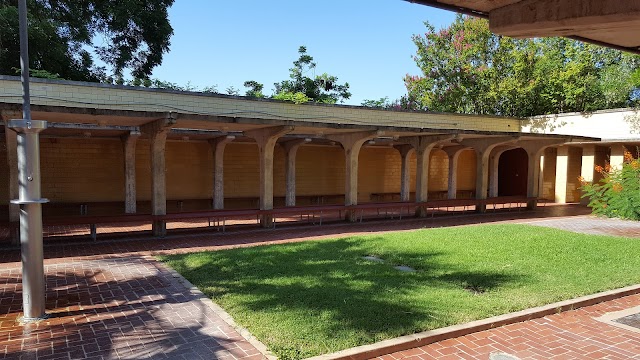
[
  {"xmin": 141, "ymin": 115, "xmax": 176, "ymax": 237},
  {"xmin": 393, "ymin": 145, "xmax": 414, "ymax": 202},
  {"xmin": 122, "ymin": 130, "xmax": 140, "ymax": 214},
  {"xmin": 283, "ymin": 139, "xmax": 307, "ymax": 207},
  {"xmin": 209, "ymin": 135, "xmax": 235, "ymax": 210},
  {"xmin": 246, "ymin": 126, "xmax": 294, "ymax": 227}
]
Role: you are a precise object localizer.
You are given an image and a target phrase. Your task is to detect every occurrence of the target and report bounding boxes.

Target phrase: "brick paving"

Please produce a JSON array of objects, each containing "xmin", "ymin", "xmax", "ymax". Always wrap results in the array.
[
  {"xmin": 1, "ymin": 204, "xmax": 640, "ymax": 360},
  {"xmin": 378, "ymin": 293, "xmax": 640, "ymax": 360},
  {"xmin": 0, "ymin": 257, "xmax": 266, "ymax": 360},
  {"xmin": 527, "ymin": 215, "xmax": 640, "ymax": 238}
]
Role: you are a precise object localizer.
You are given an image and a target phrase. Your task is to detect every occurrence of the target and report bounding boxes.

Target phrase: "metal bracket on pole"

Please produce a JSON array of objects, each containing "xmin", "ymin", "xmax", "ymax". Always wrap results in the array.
[{"xmin": 8, "ymin": 119, "xmax": 49, "ymax": 323}]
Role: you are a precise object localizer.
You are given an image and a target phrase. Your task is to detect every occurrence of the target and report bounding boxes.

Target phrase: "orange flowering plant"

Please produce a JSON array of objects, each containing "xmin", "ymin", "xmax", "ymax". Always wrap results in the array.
[{"xmin": 581, "ymin": 150, "xmax": 640, "ymax": 220}]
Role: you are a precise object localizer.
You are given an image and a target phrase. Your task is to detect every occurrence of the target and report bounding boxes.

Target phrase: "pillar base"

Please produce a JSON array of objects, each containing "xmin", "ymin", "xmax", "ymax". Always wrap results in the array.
[
  {"xmin": 476, "ymin": 204, "xmax": 487, "ymax": 213},
  {"xmin": 527, "ymin": 199, "xmax": 538, "ymax": 210},
  {"xmin": 18, "ymin": 313, "xmax": 50, "ymax": 324},
  {"xmin": 345, "ymin": 210, "xmax": 357, "ymax": 223},
  {"xmin": 415, "ymin": 205, "xmax": 428, "ymax": 218},
  {"xmin": 152, "ymin": 221, "xmax": 166, "ymax": 237},
  {"xmin": 260, "ymin": 214, "xmax": 273, "ymax": 228}
]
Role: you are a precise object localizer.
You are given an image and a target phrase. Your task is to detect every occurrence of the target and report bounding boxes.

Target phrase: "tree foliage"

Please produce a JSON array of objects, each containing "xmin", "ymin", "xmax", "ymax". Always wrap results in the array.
[
  {"xmin": 361, "ymin": 94, "xmax": 420, "ymax": 111},
  {"xmin": 406, "ymin": 15, "xmax": 640, "ymax": 117},
  {"xmin": 243, "ymin": 80, "xmax": 264, "ymax": 98},
  {"xmin": 0, "ymin": 0, "xmax": 174, "ymax": 81},
  {"xmin": 245, "ymin": 46, "xmax": 351, "ymax": 104}
]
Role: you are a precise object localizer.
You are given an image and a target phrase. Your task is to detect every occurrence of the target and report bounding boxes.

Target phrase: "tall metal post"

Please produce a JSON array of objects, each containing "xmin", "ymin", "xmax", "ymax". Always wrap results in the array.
[{"xmin": 10, "ymin": 0, "xmax": 49, "ymax": 322}]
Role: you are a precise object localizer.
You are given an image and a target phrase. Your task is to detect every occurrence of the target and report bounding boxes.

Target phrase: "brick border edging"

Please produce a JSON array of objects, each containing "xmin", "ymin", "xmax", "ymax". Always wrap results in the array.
[
  {"xmin": 145, "ymin": 256, "xmax": 277, "ymax": 360},
  {"xmin": 306, "ymin": 284, "xmax": 640, "ymax": 360}
]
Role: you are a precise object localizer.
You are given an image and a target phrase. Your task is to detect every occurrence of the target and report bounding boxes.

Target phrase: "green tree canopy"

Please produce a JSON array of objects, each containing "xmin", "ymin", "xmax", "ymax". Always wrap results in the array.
[
  {"xmin": 405, "ymin": 15, "xmax": 640, "ymax": 117},
  {"xmin": 0, "ymin": 0, "xmax": 174, "ymax": 81},
  {"xmin": 245, "ymin": 46, "xmax": 351, "ymax": 104}
]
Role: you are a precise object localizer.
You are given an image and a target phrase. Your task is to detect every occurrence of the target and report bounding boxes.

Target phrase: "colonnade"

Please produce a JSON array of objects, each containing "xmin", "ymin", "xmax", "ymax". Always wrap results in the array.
[{"xmin": 0, "ymin": 109, "xmax": 576, "ymax": 237}]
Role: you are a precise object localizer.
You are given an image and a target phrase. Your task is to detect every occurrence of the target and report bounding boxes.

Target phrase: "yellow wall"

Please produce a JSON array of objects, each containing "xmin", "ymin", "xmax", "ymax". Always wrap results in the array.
[
  {"xmin": 40, "ymin": 138, "xmax": 124, "ymax": 202},
  {"xmin": 457, "ymin": 150, "xmax": 477, "ymax": 192},
  {"xmin": 429, "ymin": 149, "xmax": 449, "ymax": 192},
  {"xmin": 0, "ymin": 139, "xmax": 489, "ymax": 209},
  {"xmin": 296, "ymin": 145, "xmax": 344, "ymax": 196}
]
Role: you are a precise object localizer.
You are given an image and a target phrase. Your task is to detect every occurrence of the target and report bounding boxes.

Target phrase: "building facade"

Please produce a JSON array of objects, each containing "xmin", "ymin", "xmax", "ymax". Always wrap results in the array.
[{"xmin": 0, "ymin": 76, "xmax": 599, "ymax": 236}]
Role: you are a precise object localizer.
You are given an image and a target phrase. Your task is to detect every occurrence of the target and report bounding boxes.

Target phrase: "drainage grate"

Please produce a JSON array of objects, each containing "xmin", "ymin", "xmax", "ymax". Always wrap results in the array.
[
  {"xmin": 613, "ymin": 312, "xmax": 640, "ymax": 329},
  {"xmin": 595, "ymin": 305, "xmax": 640, "ymax": 334}
]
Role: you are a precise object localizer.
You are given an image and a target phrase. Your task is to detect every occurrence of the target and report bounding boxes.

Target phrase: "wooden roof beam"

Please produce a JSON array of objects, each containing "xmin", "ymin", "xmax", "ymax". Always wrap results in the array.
[{"xmin": 489, "ymin": 0, "xmax": 640, "ymax": 38}]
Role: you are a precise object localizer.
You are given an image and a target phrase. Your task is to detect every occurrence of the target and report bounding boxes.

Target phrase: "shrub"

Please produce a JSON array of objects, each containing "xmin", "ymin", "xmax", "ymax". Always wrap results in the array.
[{"xmin": 581, "ymin": 150, "xmax": 640, "ymax": 220}]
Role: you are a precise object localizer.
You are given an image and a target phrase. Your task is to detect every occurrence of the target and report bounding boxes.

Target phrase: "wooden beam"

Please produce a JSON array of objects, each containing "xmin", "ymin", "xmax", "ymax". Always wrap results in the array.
[{"xmin": 490, "ymin": 0, "xmax": 640, "ymax": 38}]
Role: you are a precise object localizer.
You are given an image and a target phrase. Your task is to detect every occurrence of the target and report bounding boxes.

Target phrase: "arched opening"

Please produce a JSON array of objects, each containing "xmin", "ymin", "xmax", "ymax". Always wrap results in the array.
[{"xmin": 498, "ymin": 148, "xmax": 528, "ymax": 196}]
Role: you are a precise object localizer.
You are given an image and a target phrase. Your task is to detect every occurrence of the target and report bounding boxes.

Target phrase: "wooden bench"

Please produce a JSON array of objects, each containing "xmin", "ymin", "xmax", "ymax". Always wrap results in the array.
[
  {"xmin": 30, "ymin": 197, "xmax": 539, "ymax": 241},
  {"xmin": 157, "ymin": 208, "xmax": 261, "ymax": 232},
  {"xmin": 349, "ymin": 202, "xmax": 422, "ymax": 222},
  {"xmin": 483, "ymin": 196, "xmax": 537, "ymax": 211},
  {"xmin": 425, "ymin": 198, "xmax": 480, "ymax": 215},
  {"xmin": 265, "ymin": 205, "xmax": 347, "ymax": 227},
  {"xmin": 42, "ymin": 213, "xmax": 155, "ymax": 240}
]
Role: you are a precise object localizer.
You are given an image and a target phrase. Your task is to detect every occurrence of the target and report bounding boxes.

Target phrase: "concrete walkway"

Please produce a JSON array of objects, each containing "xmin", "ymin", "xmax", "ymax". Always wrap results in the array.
[{"xmin": 2, "ymin": 205, "xmax": 640, "ymax": 359}]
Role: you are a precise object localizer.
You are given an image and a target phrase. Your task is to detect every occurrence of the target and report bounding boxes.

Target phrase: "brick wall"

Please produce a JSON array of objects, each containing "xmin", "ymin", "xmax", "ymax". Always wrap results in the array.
[
  {"xmin": 457, "ymin": 150, "xmax": 477, "ymax": 192},
  {"xmin": 358, "ymin": 147, "xmax": 402, "ymax": 202},
  {"xmin": 296, "ymin": 145, "xmax": 345, "ymax": 196},
  {"xmin": 40, "ymin": 138, "xmax": 125, "ymax": 203},
  {"xmin": 0, "ymin": 138, "xmax": 482, "ymax": 208}
]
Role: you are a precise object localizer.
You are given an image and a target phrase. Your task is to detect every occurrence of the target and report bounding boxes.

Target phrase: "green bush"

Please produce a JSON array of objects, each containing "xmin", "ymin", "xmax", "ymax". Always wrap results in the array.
[{"xmin": 581, "ymin": 150, "xmax": 640, "ymax": 220}]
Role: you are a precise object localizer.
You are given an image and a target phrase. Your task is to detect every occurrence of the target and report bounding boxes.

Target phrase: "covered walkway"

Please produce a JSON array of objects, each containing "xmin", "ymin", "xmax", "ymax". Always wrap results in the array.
[{"xmin": 0, "ymin": 76, "xmax": 589, "ymax": 244}]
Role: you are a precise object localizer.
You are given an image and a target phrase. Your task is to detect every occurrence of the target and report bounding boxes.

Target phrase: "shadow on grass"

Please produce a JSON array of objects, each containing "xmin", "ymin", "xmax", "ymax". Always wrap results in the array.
[{"xmin": 165, "ymin": 236, "xmax": 527, "ymax": 355}]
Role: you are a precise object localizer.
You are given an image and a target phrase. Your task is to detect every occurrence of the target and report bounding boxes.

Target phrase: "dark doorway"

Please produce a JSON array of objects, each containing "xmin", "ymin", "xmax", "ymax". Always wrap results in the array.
[{"xmin": 498, "ymin": 148, "xmax": 528, "ymax": 196}]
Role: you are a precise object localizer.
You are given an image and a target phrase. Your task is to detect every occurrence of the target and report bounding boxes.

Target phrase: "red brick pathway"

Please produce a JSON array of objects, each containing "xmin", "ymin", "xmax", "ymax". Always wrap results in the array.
[
  {"xmin": 0, "ymin": 256, "xmax": 266, "ymax": 360},
  {"xmin": 2, "ymin": 204, "xmax": 639, "ymax": 360},
  {"xmin": 378, "ymin": 293, "xmax": 640, "ymax": 360}
]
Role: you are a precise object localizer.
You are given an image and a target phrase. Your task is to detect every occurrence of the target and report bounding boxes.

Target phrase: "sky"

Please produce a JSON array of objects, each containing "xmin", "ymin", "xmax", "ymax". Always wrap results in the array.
[{"xmin": 150, "ymin": 0, "xmax": 456, "ymax": 106}]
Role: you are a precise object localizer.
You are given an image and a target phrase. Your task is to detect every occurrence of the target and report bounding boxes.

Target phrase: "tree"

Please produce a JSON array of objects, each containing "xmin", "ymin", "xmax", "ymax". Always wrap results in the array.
[
  {"xmin": 0, "ymin": 0, "xmax": 174, "ymax": 81},
  {"xmin": 243, "ymin": 80, "xmax": 264, "ymax": 98},
  {"xmin": 405, "ymin": 15, "xmax": 640, "ymax": 117},
  {"xmin": 272, "ymin": 46, "xmax": 351, "ymax": 104},
  {"xmin": 242, "ymin": 46, "xmax": 351, "ymax": 104}
]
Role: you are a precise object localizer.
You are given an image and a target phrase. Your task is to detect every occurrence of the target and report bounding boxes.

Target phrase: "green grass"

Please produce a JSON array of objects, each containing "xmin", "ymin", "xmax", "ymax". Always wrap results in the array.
[{"xmin": 160, "ymin": 224, "xmax": 640, "ymax": 359}]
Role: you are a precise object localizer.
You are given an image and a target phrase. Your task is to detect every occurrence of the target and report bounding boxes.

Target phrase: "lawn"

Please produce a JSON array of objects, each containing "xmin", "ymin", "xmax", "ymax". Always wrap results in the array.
[{"xmin": 161, "ymin": 224, "xmax": 640, "ymax": 359}]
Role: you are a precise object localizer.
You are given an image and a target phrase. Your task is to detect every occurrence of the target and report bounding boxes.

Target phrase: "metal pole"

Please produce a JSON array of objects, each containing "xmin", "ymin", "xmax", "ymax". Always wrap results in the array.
[
  {"xmin": 18, "ymin": 0, "xmax": 30, "ymax": 120},
  {"xmin": 9, "ymin": 0, "xmax": 49, "ymax": 322}
]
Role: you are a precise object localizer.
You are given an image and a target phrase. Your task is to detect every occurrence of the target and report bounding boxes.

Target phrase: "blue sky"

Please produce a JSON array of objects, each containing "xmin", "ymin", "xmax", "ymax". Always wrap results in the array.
[{"xmin": 150, "ymin": 0, "xmax": 455, "ymax": 106}]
